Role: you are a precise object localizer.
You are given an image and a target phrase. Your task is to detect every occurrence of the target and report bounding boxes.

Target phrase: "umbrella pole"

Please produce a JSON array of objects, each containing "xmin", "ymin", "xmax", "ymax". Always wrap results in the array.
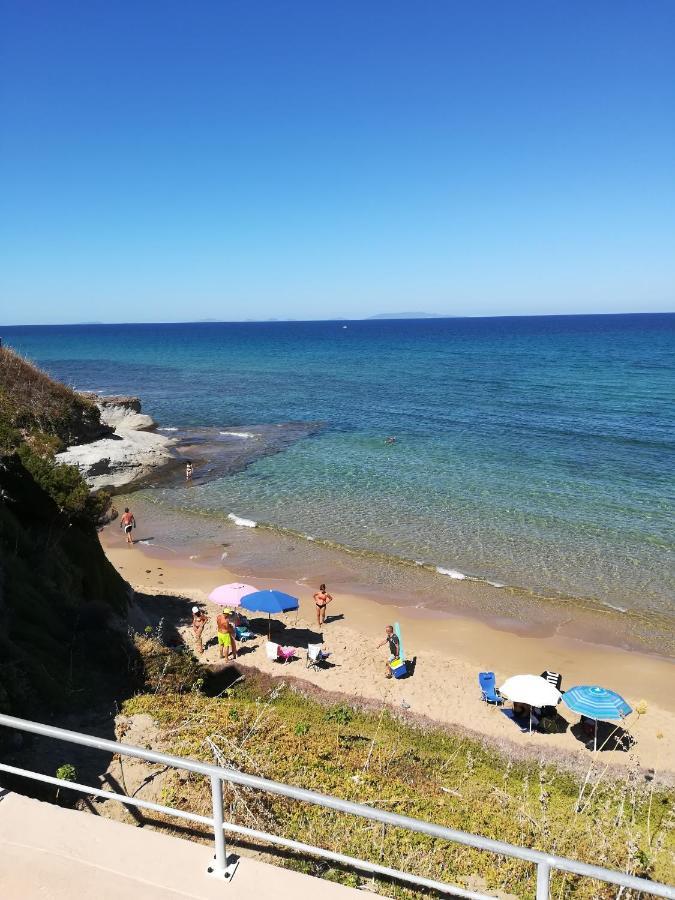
[
  {"xmin": 529, "ymin": 709, "xmax": 532, "ymax": 734},
  {"xmin": 594, "ymin": 719, "xmax": 597, "ymax": 752},
  {"xmin": 268, "ymin": 613, "xmax": 271, "ymax": 641}
]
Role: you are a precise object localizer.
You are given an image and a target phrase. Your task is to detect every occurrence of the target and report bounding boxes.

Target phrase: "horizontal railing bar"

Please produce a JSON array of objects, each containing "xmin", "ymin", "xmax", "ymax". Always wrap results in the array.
[
  {"xmin": 0, "ymin": 763, "xmax": 213, "ymax": 827},
  {"xmin": 1, "ymin": 714, "xmax": 673, "ymax": 899},
  {"xmin": 219, "ymin": 820, "xmax": 497, "ymax": 900},
  {"xmin": 0, "ymin": 763, "xmax": 494, "ymax": 899}
]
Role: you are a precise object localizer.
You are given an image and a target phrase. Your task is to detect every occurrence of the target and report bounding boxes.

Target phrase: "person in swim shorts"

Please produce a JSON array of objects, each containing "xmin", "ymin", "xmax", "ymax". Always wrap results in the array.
[
  {"xmin": 120, "ymin": 507, "xmax": 136, "ymax": 544},
  {"xmin": 216, "ymin": 611, "xmax": 237, "ymax": 660},
  {"xmin": 313, "ymin": 583, "xmax": 333, "ymax": 627}
]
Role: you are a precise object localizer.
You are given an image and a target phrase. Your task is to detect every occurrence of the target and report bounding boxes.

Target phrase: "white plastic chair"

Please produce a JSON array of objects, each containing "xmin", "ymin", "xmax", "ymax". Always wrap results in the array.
[
  {"xmin": 306, "ymin": 644, "xmax": 328, "ymax": 670},
  {"xmin": 265, "ymin": 641, "xmax": 279, "ymax": 661}
]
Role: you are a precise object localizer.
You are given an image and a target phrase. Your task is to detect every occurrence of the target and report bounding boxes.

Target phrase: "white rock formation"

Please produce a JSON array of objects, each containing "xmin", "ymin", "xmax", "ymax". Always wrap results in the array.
[{"xmin": 56, "ymin": 395, "xmax": 177, "ymax": 491}]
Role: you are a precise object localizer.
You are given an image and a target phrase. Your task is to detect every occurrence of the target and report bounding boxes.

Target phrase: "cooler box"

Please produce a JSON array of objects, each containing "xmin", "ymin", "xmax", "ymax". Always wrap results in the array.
[{"xmin": 390, "ymin": 658, "xmax": 407, "ymax": 679}]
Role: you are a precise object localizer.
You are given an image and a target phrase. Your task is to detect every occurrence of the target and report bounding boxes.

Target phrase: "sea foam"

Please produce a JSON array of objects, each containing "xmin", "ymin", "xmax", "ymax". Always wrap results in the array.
[
  {"xmin": 436, "ymin": 566, "xmax": 467, "ymax": 580},
  {"xmin": 228, "ymin": 513, "xmax": 257, "ymax": 528},
  {"xmin": 220, "ymin": 431, "xmax": 255, "ymax": 438}
]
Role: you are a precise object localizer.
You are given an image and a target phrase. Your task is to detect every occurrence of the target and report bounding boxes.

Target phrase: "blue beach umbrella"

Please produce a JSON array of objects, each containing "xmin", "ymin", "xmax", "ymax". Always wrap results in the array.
[
  {"xmin": 563, "ymin": 686, "xmax": 632, "ymax": 751},
  {"xmin": 240, "ymin": 589, "xmax": 299, "ymax": 638}
]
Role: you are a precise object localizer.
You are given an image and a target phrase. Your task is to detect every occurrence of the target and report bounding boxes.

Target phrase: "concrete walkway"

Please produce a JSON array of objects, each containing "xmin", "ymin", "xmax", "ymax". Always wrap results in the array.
[{"xmin": 0, "ymin": 791, "xmax": 375, "ymax": 899}]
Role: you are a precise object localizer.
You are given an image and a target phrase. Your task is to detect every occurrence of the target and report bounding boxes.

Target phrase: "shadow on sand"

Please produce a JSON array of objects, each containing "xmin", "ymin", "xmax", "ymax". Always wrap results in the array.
[{"xmin": 570, "ymin": 720, "xmax": 634, "ymax": 753}]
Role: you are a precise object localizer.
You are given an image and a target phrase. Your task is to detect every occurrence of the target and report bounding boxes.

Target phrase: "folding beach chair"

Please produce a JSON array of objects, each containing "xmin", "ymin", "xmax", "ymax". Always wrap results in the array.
[
  {"xmin": 306, "ymin": 644, "xmax": 330, "ymax": 670},
  {"xmin": 540, "ymin": 670, "xmax": 563, "ymax": 718},
  {"xmin": 540, "ymin": 670, "xmax": 563, "ymax": 691},
  {"xmin": 479, "ymin": 671, "xmax": 502, "ymax": 705},
  {"xmin": 235, "ymin": 624, "xmax": 255, "ymax": 641},
  {"xmin": 266, "ymin": 641, "xmax": 296, "ymax": 664}
]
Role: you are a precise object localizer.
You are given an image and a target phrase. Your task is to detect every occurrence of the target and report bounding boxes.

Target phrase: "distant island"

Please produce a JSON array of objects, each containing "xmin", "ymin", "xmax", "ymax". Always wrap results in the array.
[{"xmin": 367, "ymin": 312, "xmax": 453, "ymax": 319}]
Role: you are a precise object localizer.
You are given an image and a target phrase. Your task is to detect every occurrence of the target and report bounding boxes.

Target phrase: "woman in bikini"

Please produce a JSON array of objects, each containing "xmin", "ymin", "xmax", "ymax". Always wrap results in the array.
[{"xmin": 313, "ymin": 583, "xmax": 333, "ymax": 627}]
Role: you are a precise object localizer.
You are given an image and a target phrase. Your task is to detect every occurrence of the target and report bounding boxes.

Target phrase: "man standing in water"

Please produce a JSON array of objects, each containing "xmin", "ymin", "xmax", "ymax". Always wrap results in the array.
[
  {"xmin": 120, "ymin": 507, "xmax": 135, "ymax": 544},
  {"xmin": 216, "ymin": 611, "xmax": 237, "ymax": 660}
]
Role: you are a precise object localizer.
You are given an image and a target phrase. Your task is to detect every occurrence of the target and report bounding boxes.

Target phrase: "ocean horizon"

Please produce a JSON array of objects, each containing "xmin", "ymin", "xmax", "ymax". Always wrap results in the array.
[{"xmin": 4, "ymin": 312, "xmax": 674, "ymax": 630}]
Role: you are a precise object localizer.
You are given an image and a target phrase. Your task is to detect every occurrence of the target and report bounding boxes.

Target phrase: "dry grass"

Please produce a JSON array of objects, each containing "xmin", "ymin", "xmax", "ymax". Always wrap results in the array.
[
  {"xmin": 0, "ymin": 346, "xmax": 104, "ymax": 449},
  {"xmin": 122, "ymin": 673, "xmax": 674, "ymax": 899}
]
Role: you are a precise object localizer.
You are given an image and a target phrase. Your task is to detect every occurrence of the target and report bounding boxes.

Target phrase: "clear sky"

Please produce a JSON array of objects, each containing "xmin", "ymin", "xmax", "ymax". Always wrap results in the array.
[{"xmin": 1, "ymin": 1, "xmax": 674, "ymax": 324}]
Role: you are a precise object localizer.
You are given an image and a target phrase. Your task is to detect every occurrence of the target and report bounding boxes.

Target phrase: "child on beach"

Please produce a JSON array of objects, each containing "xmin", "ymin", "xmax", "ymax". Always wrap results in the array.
[
  {"xmin": 120, "ymin": 507, "xmax": 136, "ymax": 544},
  {"xmin": 313, "ymin": 583, "xmax": 333, "ymax": 627}
]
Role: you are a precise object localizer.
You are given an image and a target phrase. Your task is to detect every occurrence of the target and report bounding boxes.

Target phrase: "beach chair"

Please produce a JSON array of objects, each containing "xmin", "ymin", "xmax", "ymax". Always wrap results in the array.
[
  {"xmin": 479, "ymin": 671, "xmax": 502, "ymax": 706},
  {"xmin": 539, "ymin": 670, "xmax": 563, "ymax": 718},
  {"xmin": 277, "ymin": 645, "xmax": 296, "ymax": 664},
  {"xmin": 266, "ymin": 641, "xmax": 296, "ymax": 664},
  {"xmin": 235, "ymin": 624, "xmax": 255, "ymax": 641},
  {"xmin": 540, "ymin": 670, "xmax": 562, "ymax": 691},
  {"xmin": 306, "ymin": 644, "xmax": 330, "ymax": 670}
]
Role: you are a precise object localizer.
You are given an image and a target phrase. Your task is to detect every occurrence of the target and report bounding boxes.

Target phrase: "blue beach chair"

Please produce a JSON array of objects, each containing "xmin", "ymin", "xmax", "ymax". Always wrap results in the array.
[
  {"xmin": 235, "ymin": 625, "xmax": 255, "ymax": 641},
  {"xmin": 479, "ymin": 671, "xmax": 502, "ymax": 706}
]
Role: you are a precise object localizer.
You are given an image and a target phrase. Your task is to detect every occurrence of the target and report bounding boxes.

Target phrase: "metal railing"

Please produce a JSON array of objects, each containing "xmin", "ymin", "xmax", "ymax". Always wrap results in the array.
[{"xmin": 0, "ymin": 714, "xmax": 672, "ymax": 900}]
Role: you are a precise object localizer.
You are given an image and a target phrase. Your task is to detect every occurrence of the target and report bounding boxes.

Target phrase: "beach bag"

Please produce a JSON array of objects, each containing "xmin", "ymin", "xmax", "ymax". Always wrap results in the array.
[{"xmin": 390, "ymin": 658, "xmax": 407, "ymax": 679}]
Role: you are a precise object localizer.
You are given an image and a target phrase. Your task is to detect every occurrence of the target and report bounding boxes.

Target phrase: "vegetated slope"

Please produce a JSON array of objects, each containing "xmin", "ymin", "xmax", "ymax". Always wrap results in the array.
[
  {"xmin": 124, "ymin": 674, "xmax": 674, "ymax": 900},
  {"xmin": 0, "ymin": 347, "xmax": 110, "ymax": 447},
  {"xmin": 0, "ymin": 346, "xmax": 129, "ymax": 718}
]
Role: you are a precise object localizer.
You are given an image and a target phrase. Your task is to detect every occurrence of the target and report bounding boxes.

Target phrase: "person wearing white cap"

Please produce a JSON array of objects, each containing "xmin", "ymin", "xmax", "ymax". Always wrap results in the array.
[{"xmin": 191, "ymin": 606, "xmax": 208, "ymax": 654}]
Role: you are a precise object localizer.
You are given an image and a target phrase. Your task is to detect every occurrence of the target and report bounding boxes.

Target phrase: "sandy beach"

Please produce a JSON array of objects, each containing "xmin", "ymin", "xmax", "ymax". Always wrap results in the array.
[{"xmin": 102, "ymin": 522, "xmax": 675, "ymax": 778}]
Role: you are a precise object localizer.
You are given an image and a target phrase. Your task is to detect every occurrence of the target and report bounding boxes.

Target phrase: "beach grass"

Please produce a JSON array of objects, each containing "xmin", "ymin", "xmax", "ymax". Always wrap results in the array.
[{"xmin": 122, "ymin": 662, "xmax": 674, "ymax": 899}]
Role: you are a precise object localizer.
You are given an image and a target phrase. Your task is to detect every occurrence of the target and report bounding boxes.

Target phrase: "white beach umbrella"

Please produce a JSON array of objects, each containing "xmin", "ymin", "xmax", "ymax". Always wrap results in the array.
[{"xmin": 499, "ymin": 674, "xmax": 562, "ymax": 707}]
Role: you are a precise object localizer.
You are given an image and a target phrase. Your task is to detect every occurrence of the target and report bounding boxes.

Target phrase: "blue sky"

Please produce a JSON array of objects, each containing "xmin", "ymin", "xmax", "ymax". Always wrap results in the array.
[{"xmin": 1, "ymin": 1, "xmax": 674, "ymax": 324}]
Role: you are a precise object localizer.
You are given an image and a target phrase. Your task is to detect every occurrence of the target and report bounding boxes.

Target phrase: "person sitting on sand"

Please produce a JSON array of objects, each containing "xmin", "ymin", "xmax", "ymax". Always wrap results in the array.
[
  {"xmin": 120, "ymin": 507, "xmax": 136, "ymax": 544},
  {"xmin": 513, "ymin": 702, "xmax": 541, "ymax": 729},
  {"xmin": 313, "ymin": 583, "xmax": 333, "ymax": 627},
  {"xmin": 191, "ymin": 606, "xmax": 208, "ymax": 654},
  {"xmin": 376, "ymin": 625, "xmax": 400, "ymax": 679},
  {"xmin": 216, "ymin": 611, "xmax": 237, "ymax": 660},
  {"xmin": 230, "ymin": 609, "xmax": 250, "ymax": 628},
  {"xmin": 186, "ymin": 461, "xmax": 193, "ymax": 481}
]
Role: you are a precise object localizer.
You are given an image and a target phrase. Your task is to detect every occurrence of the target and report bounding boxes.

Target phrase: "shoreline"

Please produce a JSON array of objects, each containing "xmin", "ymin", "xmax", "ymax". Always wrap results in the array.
[
  {"xmin": 106, "ymin": 490, "xmax": 675, "ymax": 658},
  {"xmin": 101, "ymin": 519, "xmax": 675, "ymax": 776},
  {"xmin": 63, "ymin": 392, "xmax": 672, "ymax": 657}
]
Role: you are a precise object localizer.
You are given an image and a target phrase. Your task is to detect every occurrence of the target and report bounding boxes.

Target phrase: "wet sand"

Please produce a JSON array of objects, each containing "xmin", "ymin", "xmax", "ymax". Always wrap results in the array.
[{"xmin": 102, "ymin": 517, "xmax": 675, "ymax": 777}]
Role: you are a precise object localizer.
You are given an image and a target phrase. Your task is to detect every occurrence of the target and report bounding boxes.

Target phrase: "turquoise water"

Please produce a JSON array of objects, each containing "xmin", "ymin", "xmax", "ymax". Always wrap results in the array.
[{"xmin": 4, "ymin": 314, "xmax": 674, "ymax": 617}]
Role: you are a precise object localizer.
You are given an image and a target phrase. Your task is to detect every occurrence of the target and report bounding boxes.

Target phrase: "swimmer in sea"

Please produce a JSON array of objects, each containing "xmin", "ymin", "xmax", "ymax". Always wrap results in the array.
[
  {"xmin": 186, "ymin": 461, "xmax": 193, "ymax": 481},
  {"xmin": 313, "ymin": 583, "xmax": 333, "ymax": 627},
  {"xmin": 385, "ymin": 436, "xmax": 396, "ymax": 445}
]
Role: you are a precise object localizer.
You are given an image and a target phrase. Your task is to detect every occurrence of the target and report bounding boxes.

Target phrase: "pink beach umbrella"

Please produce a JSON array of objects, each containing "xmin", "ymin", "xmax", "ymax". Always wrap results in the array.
[{"xmin": 208, "ymin": 583, "xmax": 257, "ymax": 608}]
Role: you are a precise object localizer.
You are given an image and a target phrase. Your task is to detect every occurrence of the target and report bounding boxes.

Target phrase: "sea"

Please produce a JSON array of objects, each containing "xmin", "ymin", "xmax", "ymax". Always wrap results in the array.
[{"xmin": 4, "ymin": 314, "xmax": 674, "ymax": 639}]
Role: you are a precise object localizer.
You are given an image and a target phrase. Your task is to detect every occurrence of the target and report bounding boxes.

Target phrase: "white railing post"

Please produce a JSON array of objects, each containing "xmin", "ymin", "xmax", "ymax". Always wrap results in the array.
[
  {"xmin": 1, "ymin": 715, "xmax": 674, "ymax": 899},
  {"xmin": 207, "ymin": 775, "xmax": 237, "ymax": 881},
  {"xmin": 536, "ymin": 861, "xmax": 551, "ymax": 899}
]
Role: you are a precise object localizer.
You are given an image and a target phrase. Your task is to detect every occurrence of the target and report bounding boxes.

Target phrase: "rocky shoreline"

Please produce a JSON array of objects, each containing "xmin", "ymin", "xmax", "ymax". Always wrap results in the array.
[{"xmin": 56, "ymin": 394, "xmax": 179, "ymax": 492}]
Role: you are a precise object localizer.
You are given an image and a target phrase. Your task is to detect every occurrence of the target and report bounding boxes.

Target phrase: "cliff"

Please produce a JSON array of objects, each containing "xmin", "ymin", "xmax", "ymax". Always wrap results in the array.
[{"xmin": 0, "ymin": 347, "xmax": 131, "ymax": 717}]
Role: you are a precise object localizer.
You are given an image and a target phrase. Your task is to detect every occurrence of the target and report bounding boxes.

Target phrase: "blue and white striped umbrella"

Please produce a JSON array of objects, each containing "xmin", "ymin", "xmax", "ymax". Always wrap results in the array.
[{"xmin": 563, "ymin": 685, "xmax": 632, "ymax": 721}]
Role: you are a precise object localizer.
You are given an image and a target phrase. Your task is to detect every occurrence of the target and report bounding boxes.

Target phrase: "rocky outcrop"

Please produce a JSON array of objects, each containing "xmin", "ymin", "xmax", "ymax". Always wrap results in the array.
[
  {"xmin": 56, "ymin": 395, "xmax": 177, "ymax": 491},
  {"xmin": 79, "ymin": 394, "xmax": 156, "ymax": 432}
]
